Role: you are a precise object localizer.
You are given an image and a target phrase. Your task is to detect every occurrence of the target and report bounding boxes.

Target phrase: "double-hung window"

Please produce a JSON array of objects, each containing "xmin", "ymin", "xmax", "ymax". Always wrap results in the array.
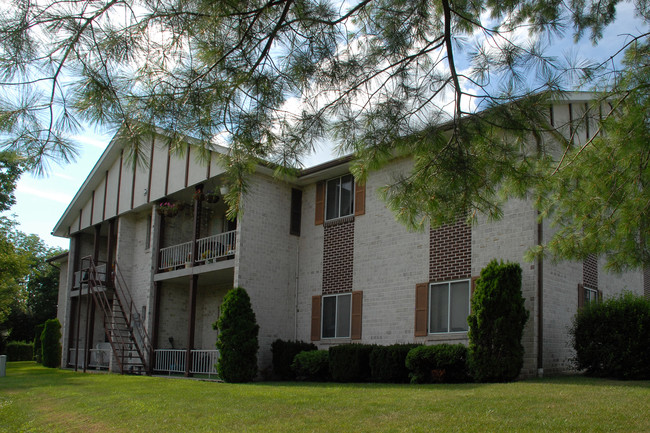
[
  {"xmin": 325, "ymin": 174, "xmax": 354, "ymax": 220},
  {"xmin": 429, "ymin": 280, "xmax": 470, "ymax": 333},
  {"xmin": 322, "ymin": 293, "xmax": 352, "ymax": 338}
]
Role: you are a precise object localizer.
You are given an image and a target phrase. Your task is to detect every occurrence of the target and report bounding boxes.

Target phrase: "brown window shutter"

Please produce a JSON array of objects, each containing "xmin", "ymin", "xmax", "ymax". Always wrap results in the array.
[
  {"xmin": 315, "ymin": 181, "xmax": 325, "ymax": 225},
  {"xmin": 414, "ymin": 283, "xmax": 429, "ymax": 336},
  {"xmin": 351, "ymin": 291, "xmax": 363, "ymax": 340},
  {"xmin": 354, "ymin": 180, "xmax": 365, "ymax": 216},
  {"xmin": 311, "ymin": 295, "xmax": 321, "ymax": 341},
  {"xmin": 577, "ymin": 283, "xmax": 585, "ymax": 310}
]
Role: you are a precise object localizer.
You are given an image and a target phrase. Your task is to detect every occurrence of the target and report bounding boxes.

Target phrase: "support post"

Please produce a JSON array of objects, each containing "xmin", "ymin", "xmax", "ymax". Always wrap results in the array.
[{"xmin": 185, "ymin": 275, "xmax": 198, "ymax": 377}]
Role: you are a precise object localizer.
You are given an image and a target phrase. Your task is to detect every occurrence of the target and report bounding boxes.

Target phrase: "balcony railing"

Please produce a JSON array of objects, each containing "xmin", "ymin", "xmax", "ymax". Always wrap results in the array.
[
  {"xmin": 159, "ymin": 230, "xmax": 236, "ymax": 271},
  {"xmin": 68, "ymin": 346, "xmax": 111, "ymax": 369},
  {"xmin": 154, "ymin": 349, "xmax": 219, "ymax": 377}
]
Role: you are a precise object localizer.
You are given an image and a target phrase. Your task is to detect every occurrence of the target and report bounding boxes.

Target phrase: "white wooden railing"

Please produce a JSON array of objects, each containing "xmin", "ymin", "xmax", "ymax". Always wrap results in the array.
[
  {"xmin": 159, "ymin": 241, "xmax": 193, "ymax": 270},
  {"xmin": 159, "ymin": 230, "xmax": 236, "ymax": 271},
  {"xmin": 196, "ymin": 231, "xmax": 236, "ymax": 264},
  {"xmin": 69, "ymin": 346, "xmax": 111, "ymax": 369},
  {"xmin": 154, "ymin": 349, "xmax": 219, "ymax": 377}
]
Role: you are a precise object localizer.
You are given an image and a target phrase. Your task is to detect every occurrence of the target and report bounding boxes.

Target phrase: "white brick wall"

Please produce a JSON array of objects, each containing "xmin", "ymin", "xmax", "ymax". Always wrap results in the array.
[{"xmin": 235, "ymin": 173, "xmax": 299, "ymax": 372}]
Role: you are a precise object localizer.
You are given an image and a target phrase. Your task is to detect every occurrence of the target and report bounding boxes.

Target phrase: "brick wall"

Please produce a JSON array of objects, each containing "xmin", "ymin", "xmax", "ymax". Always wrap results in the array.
[
  {"xmin": 583, "ymin": 254, "xmax": 598, "ymax": 288},
  {"xmin": 429, "ymin": 218, "xmax": 471, "ymax": 282},
  {"xmin": 322, "ymin": 217, "xmax": 355, "ymax": 294}
]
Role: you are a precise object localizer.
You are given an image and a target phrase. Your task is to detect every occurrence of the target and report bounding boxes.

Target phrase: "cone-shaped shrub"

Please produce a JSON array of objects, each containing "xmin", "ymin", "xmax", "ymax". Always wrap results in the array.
[
  {"xmin": 41, "ymin": 318, "xmax": 62, "ymax": 368},
  {"xmin": 468, "ymin": 260, "xmax": 528, "ymax": 382},
  {"xmin": 213, "ymin": 287, "xmax": 259, "ymax": 382}
]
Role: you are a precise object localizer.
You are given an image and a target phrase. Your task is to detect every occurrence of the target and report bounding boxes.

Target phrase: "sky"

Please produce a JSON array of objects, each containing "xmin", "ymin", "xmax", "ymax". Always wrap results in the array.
[{"xmin": 1, "ymin": 4, "xmax": 647, "ymax": 251}]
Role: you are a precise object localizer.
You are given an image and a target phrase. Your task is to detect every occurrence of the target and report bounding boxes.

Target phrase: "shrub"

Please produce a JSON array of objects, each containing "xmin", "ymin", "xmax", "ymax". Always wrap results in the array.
[
  {"xmin": 291, "ymin": 350, "xmax": 329, "ymax": 381},
  {"xmin": 369, "ymin": 344, "xmax": 421, "ymax": 383},
  {"xmin": 571, "ymin": 292, "xmax": 650, "ymax": 379},
  {"xmin": 41, "ymin": 318, "xmax": 62, "ymax": 368},
  {"xmin": 33, "ymin": 323, "xmax": 44, "ymax": 363},
  {"xmin": 405, "ymin": 344, "xmax": 469, "ymax": 384},
  {"xmin": 328, "ymin": 344, "xmax": 375, "ymax": 382},
  {"xmin": 6, "ymin": 341, "xmax": 34, "ymax": 361},
  {"xmin": 213, "ymin": 287, "xmax": 259, "ymax": 382},
  {"xmin": 468, "ymin": 260, "xmax": 529, "ymax": 382},
  {"xmin": 271, "ymin": 339, "xmax": 317, "ymax": 380}
]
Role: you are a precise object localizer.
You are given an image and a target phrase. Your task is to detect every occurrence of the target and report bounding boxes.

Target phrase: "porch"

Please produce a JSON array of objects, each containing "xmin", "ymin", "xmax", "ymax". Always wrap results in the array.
[{"xmin": 158, "ymin": 230, "xmax": 236, "ymax": 272}]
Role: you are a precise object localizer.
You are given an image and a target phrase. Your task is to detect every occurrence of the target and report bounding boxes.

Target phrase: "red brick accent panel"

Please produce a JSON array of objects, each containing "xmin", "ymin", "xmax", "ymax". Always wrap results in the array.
[
  {"xmin": 583, "ymin": 254, "xmax": 598, "ymax": 288},
  {"xmin": 645, "ymin": 267, "xmax": 650, "ymax": 299},
  {"xmin": 429, "ymin": 219, "xmax": 471, "ymax": 282},
  {"xmin": 323, "ymin": 217, "xmax": 354, "ymax": 294}
]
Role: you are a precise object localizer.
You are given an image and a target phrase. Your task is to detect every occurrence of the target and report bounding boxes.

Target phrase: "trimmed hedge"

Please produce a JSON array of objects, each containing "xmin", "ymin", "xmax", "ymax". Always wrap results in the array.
[
  {"xmin": 405, "ymin": 344, "xmax": 469, "ymax": 384},
  {"xmin": 214, "ymin": 287, "xmax": 259, "ymax": 382},
  {"xmin": 571, "ymin": 292, "xmax": 650, "ymax": 379},
  {"xmin": 271, "ymin": 339, "xmax": 317, "ymax": 380},
  {"xmin": 329, "ymin": 344, "xmax": 375, "ymax": 382},
  {"xmin": 41, "ymin": 318, "xmax": 62, "ymax": 368},
  {"xmin": 6, "ymin": 341, "xmax": 34, "ymax": 361},
  {"xmin": 291, "ymin": 350, "xmax": 329, "ymax": 381},
  {"xmin": 33, "ymin": 324, "xmax": 44, "ymax": 363},
  {"xmin": 369, "ymin": 344, "xmax": 421, "ymax": 383},
  {"xmin": 468, "ymin": 260, "xmax": 528, "ymax": 382}
]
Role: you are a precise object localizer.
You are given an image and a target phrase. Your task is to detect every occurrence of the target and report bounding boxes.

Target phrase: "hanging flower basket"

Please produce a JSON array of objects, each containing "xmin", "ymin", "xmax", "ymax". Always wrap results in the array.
[{"xmin": 157, "ymin": 201, "xmax": 179, "ymax": 217}]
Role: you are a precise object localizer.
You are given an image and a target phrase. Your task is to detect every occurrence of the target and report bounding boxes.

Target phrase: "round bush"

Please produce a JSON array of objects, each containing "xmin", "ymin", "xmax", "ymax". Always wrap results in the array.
[
  {"xmin": 405, "ymin": 344, "xmax": 469, "ymax": 384},
  {"xmin": 468, "ymin": 260, "xmax": 528, "ymax": 382},
  {"xmin": 291, "ymin": 350, "xmax": 329, "ymax": 381},
  {"xmin": 571, "ymin": 292, "xmax": 650, "ymax": 379},
  {"xmin": 213, "ymin": 287, "xmax": 259, "ymax": 382},
  {"xmin": 271, "ymin": 339, "xmax": 317, "ymax": 380}
]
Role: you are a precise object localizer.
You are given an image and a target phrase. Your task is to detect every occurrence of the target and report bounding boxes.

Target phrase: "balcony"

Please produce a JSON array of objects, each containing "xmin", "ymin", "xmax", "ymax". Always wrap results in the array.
[{"xmin": 158, "ymin": 230, "xmax": 236, "ymax": 272}]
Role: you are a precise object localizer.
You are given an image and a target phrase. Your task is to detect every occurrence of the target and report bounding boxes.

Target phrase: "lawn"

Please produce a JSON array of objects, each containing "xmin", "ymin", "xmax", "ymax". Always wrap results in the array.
[{"xmin": 0, "ymin": 362, "xmax": 648, "ymax": 432}]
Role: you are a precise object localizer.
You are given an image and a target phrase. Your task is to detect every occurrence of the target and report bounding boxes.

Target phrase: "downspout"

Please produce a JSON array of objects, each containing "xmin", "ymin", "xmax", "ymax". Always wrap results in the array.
[
  {"xmin": 537, "ymin": 212, "xmax": 544, "ymax": 378},
  {"xmin": 294, "ymin": 245, "xmax": 300, "ymax": 340}
]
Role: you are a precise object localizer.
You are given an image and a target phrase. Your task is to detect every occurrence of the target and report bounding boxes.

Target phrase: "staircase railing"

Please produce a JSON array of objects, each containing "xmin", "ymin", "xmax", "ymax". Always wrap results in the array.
[
  {"xmin": 80, "ymin": 256, "xmax": 152, "ymax": 374},
  {"xmin": 112, "ymin": 262, "xmax": 153, "ymax": 370}
]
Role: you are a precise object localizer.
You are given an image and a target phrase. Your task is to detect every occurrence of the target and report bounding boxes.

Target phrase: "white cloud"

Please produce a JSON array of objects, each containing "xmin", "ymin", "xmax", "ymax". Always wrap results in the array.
[{"xmin": 16, "ymin": 184, "xmax": 73, "ymax": 204}]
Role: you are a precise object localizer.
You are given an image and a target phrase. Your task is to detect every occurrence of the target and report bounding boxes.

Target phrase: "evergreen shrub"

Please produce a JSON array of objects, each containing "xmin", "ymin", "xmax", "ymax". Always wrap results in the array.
[
  {"xmin": 41, "ymin": 318, "xmax": 62, "ymax": 368},
  {"xmin": 405, "ymin": 344, "xmax": 469, "ymax": 383},
  {"xmin": 369, "ymin": 344, "xmax": 421, "ymax": 383},
  {"xmin": 571, "ymin": 292, "xmax": 650, "ymax": 379},
  {"xmin": 6, "ymin": 341, "xmax": 34, "ymax": 361},
  {"xmin": 468, "ymin": 260, "xmax": 528, "ymax": 382},
  {"xmin": 291, "ymin": 350, "xmax": 329, "ymax": 381},
  {"xmin": 33, "ymin": 323, "xmax": 44, "ymax": 363},
  {"xmin": 213, "ymin": 287, "xmax": 259, "ymax": 382},
  {"xmin": 328, "ymin": 344, "xmax": 375, "ymax": 382},
  {"xmin": 271, "ymin": 339, "xmax": 317, "ymax": 380}
]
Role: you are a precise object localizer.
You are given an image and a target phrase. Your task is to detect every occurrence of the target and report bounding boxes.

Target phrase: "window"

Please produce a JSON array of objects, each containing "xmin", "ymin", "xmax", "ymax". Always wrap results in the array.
[
  {"xmin": 325, "ymin": 174, "xmax": 354, "ymax": 220},
  {"xmin": 290, "ymin": 188, "xmax": 302, "ymax": 236},
  {"xmin": 584, "ymin": 286, "xmax": 599, "ymax": 305},
  {"xmin": 322, "ymin": 293, "xmax": 352, "ymax": 338},
  {"xmin": 429, "ymin": 280, "xmax": 470, "ymax": 333}
]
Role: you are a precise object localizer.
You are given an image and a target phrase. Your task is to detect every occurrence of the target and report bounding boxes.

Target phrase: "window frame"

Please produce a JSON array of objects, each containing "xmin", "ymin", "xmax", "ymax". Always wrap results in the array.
[
  {"xmin": 321, "ymin": 293, "xmax": 352, "ymax": 339},
  {"xmin": 428, "ymin": 279, "xmax": 471, "ymax": 334},
  {"xmin": 325, "ymin": 174, "xmax": 355, "ymax": 221}
]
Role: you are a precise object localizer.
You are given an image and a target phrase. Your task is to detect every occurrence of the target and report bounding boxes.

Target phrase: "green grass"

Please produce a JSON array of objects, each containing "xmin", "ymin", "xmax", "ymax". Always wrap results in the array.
[{"xmin": 1, "ymin": 362, "xmax": 649, "ymax": 432}]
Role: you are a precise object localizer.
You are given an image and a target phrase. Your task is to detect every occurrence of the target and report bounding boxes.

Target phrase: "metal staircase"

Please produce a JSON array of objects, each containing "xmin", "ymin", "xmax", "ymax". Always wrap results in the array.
[{"xmin": 81, "ymin": 257, "xmax": 152, "ymax": 375}]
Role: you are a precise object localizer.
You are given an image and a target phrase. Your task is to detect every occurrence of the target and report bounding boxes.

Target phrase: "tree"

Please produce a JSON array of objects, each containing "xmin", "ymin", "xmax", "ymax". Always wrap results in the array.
[
  {"xmin": 0, "ymin": 216, "xmax": 62, "ymax": 344},
  {"xmin": 0, "ymin": 151, "xmax": 23, "ymax": 212},
  {"xmin": 41, "ymin": 318, "xmax": 62, "ymax": 368},
  {"xmin": 530, "ymin": 40, "xmax": 650, "ymax": 272},
  {"xmin": 1, "ymin": 0, "xmax": 648, "ymax": 266},
  {"xmin": 213, "ymin": 287, "xmax": 259, "ymax": 382},
  {"xmin": 468, "ymin": 260, "xmax": 529, "ymax": 382}
]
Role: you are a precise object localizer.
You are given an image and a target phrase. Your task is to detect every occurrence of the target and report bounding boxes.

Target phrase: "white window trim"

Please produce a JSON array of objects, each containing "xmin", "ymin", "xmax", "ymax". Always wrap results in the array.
[
  {"xmin": 321, "ymin": 293, "xmax": 352, "ymax": 339},
  {"xmin": 428, "ymin": 278, "xmax": 471, "ymax": 335},
  {"xmin": 325, "ymin": 174, "xmax": 355, "ymax": 221}
]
